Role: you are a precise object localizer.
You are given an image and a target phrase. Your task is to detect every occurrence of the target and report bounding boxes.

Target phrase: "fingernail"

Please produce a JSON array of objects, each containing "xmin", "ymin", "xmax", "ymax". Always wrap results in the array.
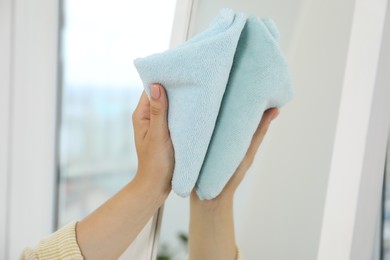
[{"xmin": 151, "ymin": 84, "xmax": 161, "ymax": 100}]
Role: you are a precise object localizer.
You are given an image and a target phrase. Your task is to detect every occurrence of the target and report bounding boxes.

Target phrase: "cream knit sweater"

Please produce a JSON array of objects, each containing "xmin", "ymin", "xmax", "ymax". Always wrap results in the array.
[
  {"xmin": 20, "ymin": 222, "xmax": 243, "ymax": 260},
  {"xmin": 20, "ymin": 222, "xmax": 83, "ymax": 260}
]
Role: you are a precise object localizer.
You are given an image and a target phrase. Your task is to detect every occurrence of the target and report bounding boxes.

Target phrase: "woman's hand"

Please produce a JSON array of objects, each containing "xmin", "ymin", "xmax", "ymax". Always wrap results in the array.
[
  {"xmin": 132, "ymin": 84, "xmax": 174, "ymax": 197},
  {"xmin": 189, "ymin": 108, "xmax": 279, "ymax": 260},
  {"xmin": 77, "ymin": 84, "xmax": 174, "ymax": 260}
]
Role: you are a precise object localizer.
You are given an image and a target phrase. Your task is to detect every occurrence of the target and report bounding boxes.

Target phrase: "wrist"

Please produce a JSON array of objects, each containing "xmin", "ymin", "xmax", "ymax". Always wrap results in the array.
[
  {"xmin": 190, "ymin": 191, "xmax": 234, "ymax": 212},
  {"xmin": 189, "ymin": 190, "xmax": 236, "ymax": 260},
  {"xmin": 129, "ymin": 174, "xmax": 170, "ymax": 205}
]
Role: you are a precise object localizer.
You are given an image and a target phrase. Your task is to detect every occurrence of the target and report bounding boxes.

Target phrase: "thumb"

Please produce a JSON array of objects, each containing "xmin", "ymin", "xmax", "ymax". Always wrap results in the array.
[{"xmin": 149, "ymin": 84, "xmax": 169, "ymax": 139}]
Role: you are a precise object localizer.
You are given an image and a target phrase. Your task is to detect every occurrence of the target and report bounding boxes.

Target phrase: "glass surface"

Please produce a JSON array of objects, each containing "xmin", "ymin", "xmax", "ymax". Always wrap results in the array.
[
  {"xmin": 57, "ymin": 0, "xmax": 176, "ymax": 228},
  {"xmin": 159, "ymin": 0, "xmax": 358, "ymax": 259}
]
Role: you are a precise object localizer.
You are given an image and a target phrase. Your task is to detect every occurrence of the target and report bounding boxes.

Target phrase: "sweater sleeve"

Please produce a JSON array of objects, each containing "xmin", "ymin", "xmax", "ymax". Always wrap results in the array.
[
  {"xmin": 237, "ymin": 247, "xmax": 243, "ymax": 260},
  {"xmin": 20, "ymin": 221, "xmax": 242, "ymax": 260},
  {"xmin": 20, "ymin": 221, "xmax": 84, "ymax": 260}
]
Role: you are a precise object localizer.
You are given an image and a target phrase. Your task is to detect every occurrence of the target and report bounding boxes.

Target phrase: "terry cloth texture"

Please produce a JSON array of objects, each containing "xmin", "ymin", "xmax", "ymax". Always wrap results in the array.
[{"xmin": 134, "ymin": 9, "xmax": 293, "ymax": 199}]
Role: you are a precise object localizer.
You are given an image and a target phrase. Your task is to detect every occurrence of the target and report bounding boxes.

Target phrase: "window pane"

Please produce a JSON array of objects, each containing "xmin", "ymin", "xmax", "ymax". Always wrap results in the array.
[{"xmin": 57, "ymin": 0, "xmax": 176, "ymax": 230}]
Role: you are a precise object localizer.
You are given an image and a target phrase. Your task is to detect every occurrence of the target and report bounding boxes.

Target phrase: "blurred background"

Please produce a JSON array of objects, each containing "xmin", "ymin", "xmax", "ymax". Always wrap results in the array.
[
  {"xmin": 56, "ymin": 0, "xmax": 176, "ymax": 228},
  {"xmin": 57, "ymin": 0, "xmax": 177, "ymax": 258}
]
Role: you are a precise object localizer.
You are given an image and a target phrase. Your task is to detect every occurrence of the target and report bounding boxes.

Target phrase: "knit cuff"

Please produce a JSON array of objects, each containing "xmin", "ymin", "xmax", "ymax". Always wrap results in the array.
[
  {"xmin": 237, "ymin": 246, "xmax": 243, "ymax": 260},
  {"xmin": 35, "ymin": 221, "xmax": 84, "ymax": 260}
]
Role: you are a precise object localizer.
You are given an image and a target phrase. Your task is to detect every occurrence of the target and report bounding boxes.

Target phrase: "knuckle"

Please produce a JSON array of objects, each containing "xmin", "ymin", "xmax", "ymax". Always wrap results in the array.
[{"xmin": 150, "ymin": 104, "xmax": 161, "ymax": 116}]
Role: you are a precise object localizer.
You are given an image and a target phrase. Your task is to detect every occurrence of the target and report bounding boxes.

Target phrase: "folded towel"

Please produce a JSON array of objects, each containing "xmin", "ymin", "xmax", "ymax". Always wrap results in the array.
[
  {"xmin": 134, "ymin": 9, "xmax": 247, "ymax": 197},
  {"xmin": 134, "ymin": 9, "xmax": 293, "ymax": 199},
  {"xmin": 195, "ymin": 16, "xmax": 293, "ymax": 199}
]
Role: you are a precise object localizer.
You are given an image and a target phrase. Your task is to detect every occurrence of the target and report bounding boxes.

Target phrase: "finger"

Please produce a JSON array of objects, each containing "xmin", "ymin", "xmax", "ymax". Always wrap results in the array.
[
  {"xmin": 148, "ymin": 84, "xmax": 169, "ymax": 140},
  {"xmin": 245, "ymin": 108, "xmax": 279, "ymax": 160},
  {"xmin": 133, "ymin": 91, "xmax": 150, "ymax": 121},
  {"xmin": 132, "ymin": 91, "xmax": 151, "ymax": 146}
]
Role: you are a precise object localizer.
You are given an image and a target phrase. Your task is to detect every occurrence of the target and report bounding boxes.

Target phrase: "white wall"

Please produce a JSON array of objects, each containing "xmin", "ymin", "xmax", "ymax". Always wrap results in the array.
[{"xmin": 189, "ymin": 0, "xmax": 355, "ymax": 259}]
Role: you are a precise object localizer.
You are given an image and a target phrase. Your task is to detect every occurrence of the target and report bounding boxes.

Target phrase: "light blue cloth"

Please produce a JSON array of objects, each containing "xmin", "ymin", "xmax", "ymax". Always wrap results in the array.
[{"xmin": 134, "ymin": 9, "xmax": 293, "ymax": 199}]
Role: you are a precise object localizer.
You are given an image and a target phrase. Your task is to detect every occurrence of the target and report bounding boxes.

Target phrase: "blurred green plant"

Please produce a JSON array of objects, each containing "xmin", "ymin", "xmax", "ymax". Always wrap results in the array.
[{"xmin": 157, "ymin": 232, "xmax": 188, "ymax": 260}]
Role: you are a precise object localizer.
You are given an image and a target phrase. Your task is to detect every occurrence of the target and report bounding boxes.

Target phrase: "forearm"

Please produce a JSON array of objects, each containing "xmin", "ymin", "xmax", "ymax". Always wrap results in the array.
[
  {"xmin": 76, "ymin": 174, "xmax": 168, "ymax": 260},
  {"xmin": 188, "ymin": 194, "xmax": 237, "ymax": 260}
]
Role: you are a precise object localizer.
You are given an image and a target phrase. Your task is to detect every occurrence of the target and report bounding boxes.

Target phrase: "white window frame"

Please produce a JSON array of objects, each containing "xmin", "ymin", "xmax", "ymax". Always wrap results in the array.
[
  {"xmin": 0, "ymin": 0, "xmax": 60, "ymax": 258},
  {"xmin": 317, "ymin": 0, "xmax": 390, "ymax": 259}
]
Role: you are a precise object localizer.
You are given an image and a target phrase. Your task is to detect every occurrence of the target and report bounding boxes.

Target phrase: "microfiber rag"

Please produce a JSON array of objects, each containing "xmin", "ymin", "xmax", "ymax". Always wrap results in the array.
[{"xmin": 134, "ymin": 9, "xmax": 293, "ymax": 199}]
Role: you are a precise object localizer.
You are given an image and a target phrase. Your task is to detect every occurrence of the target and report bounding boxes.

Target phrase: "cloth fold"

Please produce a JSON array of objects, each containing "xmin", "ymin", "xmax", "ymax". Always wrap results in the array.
[{"xmin": 134, "ymin": 8, "xmax": 293, "ymax": 199}]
